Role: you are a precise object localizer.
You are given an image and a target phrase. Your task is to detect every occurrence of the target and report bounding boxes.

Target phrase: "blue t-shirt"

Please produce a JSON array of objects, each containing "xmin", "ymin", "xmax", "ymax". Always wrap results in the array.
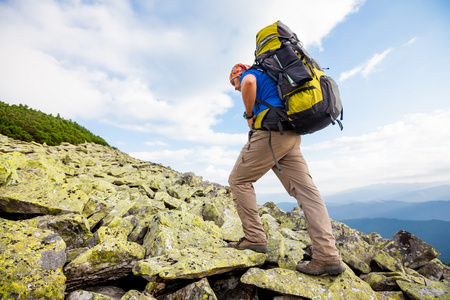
[{"xmin": 240, "ymin": 69, "xmax": 284, "ymax": 116}]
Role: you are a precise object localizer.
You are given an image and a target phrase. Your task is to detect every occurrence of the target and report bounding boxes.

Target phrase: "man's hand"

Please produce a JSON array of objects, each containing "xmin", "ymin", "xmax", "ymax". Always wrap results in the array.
[{"xmin": 247, "ymin": 115, "xmax": 256, "ymax": 130}]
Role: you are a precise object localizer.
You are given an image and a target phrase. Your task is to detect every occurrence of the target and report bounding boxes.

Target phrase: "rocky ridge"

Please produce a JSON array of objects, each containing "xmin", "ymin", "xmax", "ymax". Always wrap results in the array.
[{"xmin": 0, "ymin": 133, "xmax": 449, "ymax": 300}]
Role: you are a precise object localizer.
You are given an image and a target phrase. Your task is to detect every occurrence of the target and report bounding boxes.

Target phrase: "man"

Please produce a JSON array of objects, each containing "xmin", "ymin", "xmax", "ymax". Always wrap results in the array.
[{"xmin": 227, "ymin": 63, "xmax": 345, "ymax": 276}]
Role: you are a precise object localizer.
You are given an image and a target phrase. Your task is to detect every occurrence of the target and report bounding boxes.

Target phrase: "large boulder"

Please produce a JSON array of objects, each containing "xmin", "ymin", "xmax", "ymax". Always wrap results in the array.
[
  {"xmin": 133, "ymin": 247, "xmax": 266, "ymax": 280},
  {"xmin": 64, "ymin": 238, "xmax": 145, "ymax": 290},
  {"xmin": 142, "ymin": 210, "xmax": 226, "ymax": 257},
  {"xmin": 383, "ymin": 230, "xmax": 441, "ymax": 269},
  {"xmin": 24, "ymin": 213, "xmax": 94, "ymax": 250},
  {"xmin": 397, "ymin": 279, "xmax": 450, "ymax": 299},
  {"xmin": 0, "ymin": 218, "xmax": 67, "ymax": 299},
  {"xmin": 0, "ymin": 179, "xmax": 90, "ymax": 216}
]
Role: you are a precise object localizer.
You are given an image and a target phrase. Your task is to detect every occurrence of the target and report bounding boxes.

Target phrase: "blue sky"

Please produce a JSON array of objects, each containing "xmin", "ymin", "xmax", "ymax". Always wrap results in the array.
[{"xmin": 1, "ymin": 0, "xmax": 449, "ymax": 202}]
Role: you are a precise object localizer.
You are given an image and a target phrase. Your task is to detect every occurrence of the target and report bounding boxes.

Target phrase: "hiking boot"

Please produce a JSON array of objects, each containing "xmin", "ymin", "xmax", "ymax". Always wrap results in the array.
[
  {"xmin": 228, "ymin": 237, "xmax": 268, "ymax": 253},
  {"xmin": 296, "ymin": 259, "xmax": 345, "ymax": 276}
]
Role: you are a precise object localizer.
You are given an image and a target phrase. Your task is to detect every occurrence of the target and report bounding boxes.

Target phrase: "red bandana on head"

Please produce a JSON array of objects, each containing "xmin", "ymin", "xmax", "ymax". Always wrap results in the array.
[{"xmin": 229, "ymin": 63, "xmax": 251, "ymax": 83}]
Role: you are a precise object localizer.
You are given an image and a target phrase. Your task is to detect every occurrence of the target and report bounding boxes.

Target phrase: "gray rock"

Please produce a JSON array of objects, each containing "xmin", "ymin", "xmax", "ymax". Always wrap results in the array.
[
  {"xmin": 158, "ymin": 278, "xmax": 217, "ymax": 300},
  {"xmin": 383, "ymin": 230, "xmax": 441, "ymax": 269}
]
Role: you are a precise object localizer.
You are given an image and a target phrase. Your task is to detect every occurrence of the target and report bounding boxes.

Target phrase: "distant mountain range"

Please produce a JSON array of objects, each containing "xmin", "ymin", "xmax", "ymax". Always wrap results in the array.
[
  {"xmin": 257, "ymin": 181, "xmax": 450, "ymax": 205},
  {"xmin": 323, "ymin": 181, "xmax": 450, "ymax": 204},
  {"xmin": 276, "ymin": 200, "xmax": 450, "ymax": 221}
]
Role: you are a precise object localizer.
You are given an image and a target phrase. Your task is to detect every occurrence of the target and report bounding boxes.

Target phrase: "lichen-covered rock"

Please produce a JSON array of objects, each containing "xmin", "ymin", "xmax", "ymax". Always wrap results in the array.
[
  {"xmin": 66, "ymin": 290, "xmax": 113, "ymax": 300},
  {"xmin": 418, "ymin": 259, "xmax": 450, "ymax": 281},
  {"xmin": 134, "ymin": 247, "xmax": 266, "ymax": 280},
  {"xmin": 371, "ymin": 248, "xmax": 404, "ymax": 272},
  {"xmin": 1, "ymin": 151, "xmax": 67, "ymax": 184},
  {"xmin": 0, "ymin": 152, "xmax": 20, "ymax": 185},
  {"xmin": 23, "ymin": 213, "xmax": 93, "ymax": 250},
  {"xmin": 123, "ymin": 195, "xmax": 165, "ymax": 218},
  {"xmin": 166, "ymin": 183, "xmax": 197, "ymax": 200},
  {"xmin": 241, "ymin": 266, "xmax": 379, "ymax": 299},
  {"xmin": 0, "ymin": 218, "xmax": 66, "ymax": 299},
  {"xmin": 377, "ymin": 291, "xmax": 407, "ymax": 300},
  {"xmin": 154, "ymin": 190, "xmax": 184, "ymax": 209},
  {"xmin": 383, "ymin": 230, "xmax": 441, "ymax": 269},
  {"xmin": 332, "ymin": 220, "xmax": 376, "ymax": 273},
  {"xmin": 203, "ymin": 201, "xmax": 225, "ymax": 227},
  {"xmin": 364, "ymin": 272, "xmax": 417, "ymax": 291},
  {"xmin": 261, "ymin": 214, "xmax": 305, "ymax": 267},
  {"xmin": 261, "ymin": 202, "xmax": 307, "ymax": 230},
  {"xmin": 211, "ymin": 275, "xmax": 259, "ymax": 300},
  {"xmin": 82, "ymin": 196, "xmax": 114, "ymax": 230},
  {"xmin": 158, "ymin": 278, "xmax": 217, "ymax": 300},
  {"xmin": 0, "ymin": 178, "xmax": 90, "ymax": 216},
  {"xmin": 397, "ymin": 279, "xmax": 450, "ymax": 299},
  {"xmin": 84, "ymin": 286, "xmax": 127, "ymax": 299},
  {"xmin": 142, "ymin": 210, "xmax": 225, "ymax": 257},
  {"xmin": 219, "ymin": 209, "xmax": 245, "ymax": 241},
  {"xmin": 64, "ymin": 238, "xmax": 145, "ymax": 290},
  {"xmin": 97, "ymin": 215, "xmax": 137, "ymax": 243},
  {"xmin": 98, "ymin": 187, "xmax": 139, "ymax": 226},
  {"xmin": 121, "ymin": 289, "xmax": 155, "ymax": 300}
]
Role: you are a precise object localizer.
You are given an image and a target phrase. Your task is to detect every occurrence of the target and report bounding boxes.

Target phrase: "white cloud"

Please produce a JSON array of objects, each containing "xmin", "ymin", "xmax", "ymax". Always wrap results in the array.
[
  {"xmin": 0, "ymin": 45, "xmax": 111, "ymax": 118},
  {"xmin": 130, "ymin": 145, "xmax": 241, "ymax": 175},
  {"xmin": 202, "ymin": 165, "xmax": 231, "ymax": 185},
  {"xmin": 305, "ymin": 109, "xmax": 450, "ymax": 194},
  {"xmin": 145, "ymin": 141, "xmax": 169, "ymax": 147},
  {"xmin": 404, "ymin": 37, "xmax": 418, "ymax": 46},
  {"xmin": 338, "ymin": 65, "xmax": 364, "ymax": 82},
  {"xmin": 0, "ymin": 0, "xmax": 365, "ymax": 144},
  {"xmin": 339, "ymin": 48, "xmax": 392, "ymax": 81},
  {"xmin": 361, "ymin": 48, "xmax": 393, "ymax": 77}
]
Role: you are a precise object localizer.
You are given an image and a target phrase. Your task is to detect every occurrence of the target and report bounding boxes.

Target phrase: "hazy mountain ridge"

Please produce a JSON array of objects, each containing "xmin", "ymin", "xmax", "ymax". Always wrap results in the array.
[
  {"xmin": 324, "ymin": 182, "xmax": 450, "ymax": 204},
  {"xmin": 275, "ymin": 200, "xmax": 450, "ymax": 221},
  {"xmin": 328, "ymin": 200, "xmax": 450, "ymax": 221}
]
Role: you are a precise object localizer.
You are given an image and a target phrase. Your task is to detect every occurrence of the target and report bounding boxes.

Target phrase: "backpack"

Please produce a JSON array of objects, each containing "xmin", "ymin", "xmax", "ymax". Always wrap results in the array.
[{"xmin": 252, "ymin": 21, "xmax": 343, "ymax": 135}]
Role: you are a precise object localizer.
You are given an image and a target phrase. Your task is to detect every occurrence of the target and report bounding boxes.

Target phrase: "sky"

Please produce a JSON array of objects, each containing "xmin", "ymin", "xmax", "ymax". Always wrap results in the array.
[{"xmin": 1, "ymin": 0, "xmax": 449, "ymax": 203}]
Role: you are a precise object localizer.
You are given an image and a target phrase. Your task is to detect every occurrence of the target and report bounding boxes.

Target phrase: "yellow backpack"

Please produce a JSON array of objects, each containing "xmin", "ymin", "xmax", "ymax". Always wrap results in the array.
[{"xmin": 253, "ymin": 21, "xmax": 343, "ymax": 134}]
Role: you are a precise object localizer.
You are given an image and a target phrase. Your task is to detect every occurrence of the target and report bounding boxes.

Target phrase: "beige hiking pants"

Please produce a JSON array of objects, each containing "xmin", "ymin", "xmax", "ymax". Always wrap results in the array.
[{"xmin": 228, "ymin": 130, "xmax": 341, "ymax": 262}]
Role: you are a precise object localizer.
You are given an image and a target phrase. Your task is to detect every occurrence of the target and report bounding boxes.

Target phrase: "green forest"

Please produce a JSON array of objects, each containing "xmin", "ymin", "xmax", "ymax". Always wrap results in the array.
[{"xmin": 0, "ymin": 101, "xmax": 109, "ymax": 147}]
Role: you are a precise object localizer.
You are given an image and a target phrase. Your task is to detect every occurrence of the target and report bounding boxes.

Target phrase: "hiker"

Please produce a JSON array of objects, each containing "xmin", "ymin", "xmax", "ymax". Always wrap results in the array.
[{"xmin": 227, "ymin": 63, "xmax": 345, "ymax": 276}]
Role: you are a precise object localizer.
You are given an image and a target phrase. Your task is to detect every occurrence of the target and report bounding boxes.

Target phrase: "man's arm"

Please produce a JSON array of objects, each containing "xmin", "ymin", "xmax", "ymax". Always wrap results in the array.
[{"xmin": 241, "ymin": 74, "xmax": 257, "ymax": 129}]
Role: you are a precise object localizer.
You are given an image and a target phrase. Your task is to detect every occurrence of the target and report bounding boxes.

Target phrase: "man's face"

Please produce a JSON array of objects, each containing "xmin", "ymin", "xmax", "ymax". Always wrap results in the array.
[{"xmin": 231, "ymin": 77, "xmax": 241, "ymax": 92}]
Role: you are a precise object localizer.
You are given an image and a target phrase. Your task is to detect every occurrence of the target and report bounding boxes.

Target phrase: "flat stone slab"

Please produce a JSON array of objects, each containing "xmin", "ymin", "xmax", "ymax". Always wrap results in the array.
[
  {"xmin": 241, "ymin": 266, "xmax": 379, "ymax": 300},
  {"xmin": 134, "ymin": 247, "xmax": 267, "ymax": 280}
]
